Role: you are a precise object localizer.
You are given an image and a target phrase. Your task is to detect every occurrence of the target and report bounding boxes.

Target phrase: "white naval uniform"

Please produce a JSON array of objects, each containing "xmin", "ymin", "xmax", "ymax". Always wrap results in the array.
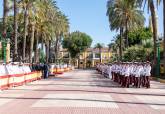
[
  {"xmin": 135, "ymin": 65, "xmax": 143, "ymax": 77},
  {"xmin": 125, "ymin": 66, "xmax": 130, "ymax": 77},
  {"xmin": 145, "ymin": 65, "xmax": 151, "ymax": 76},
  {"xmin": 108, "ymin": 66, "xmax": 112, "ymax": 78}
]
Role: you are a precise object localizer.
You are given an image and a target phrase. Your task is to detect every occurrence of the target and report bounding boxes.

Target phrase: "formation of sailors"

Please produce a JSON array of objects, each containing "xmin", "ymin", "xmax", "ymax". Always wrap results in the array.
[{"xmin": 96, "ymin": 62, "xmax": 151, "ymax": 88}]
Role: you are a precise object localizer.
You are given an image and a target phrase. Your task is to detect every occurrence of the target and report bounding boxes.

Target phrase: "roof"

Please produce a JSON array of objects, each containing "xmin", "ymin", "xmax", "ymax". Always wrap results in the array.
[
  {"xmin": 86, "ymin": 48, "xmax": 110, "ymax": 52},
  {"xmin": 60, "ymin": 48, "xmax": 110, "ymax": 53}
]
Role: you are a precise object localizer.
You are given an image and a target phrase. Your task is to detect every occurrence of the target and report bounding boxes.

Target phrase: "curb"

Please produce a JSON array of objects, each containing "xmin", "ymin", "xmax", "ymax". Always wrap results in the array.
[{"xmin": 151, "ymin": 77, "xmax": 165, "ymax": 83}]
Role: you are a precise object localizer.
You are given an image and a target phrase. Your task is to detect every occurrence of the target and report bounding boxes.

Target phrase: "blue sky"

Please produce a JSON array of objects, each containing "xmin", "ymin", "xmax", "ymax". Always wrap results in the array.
[{"xmin": 0, "ymin": 0, "xmax": 163, "ymax": 47}]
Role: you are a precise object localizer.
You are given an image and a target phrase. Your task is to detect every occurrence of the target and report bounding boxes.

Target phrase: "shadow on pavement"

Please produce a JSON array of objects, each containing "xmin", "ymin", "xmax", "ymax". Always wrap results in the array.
[
  {"xmin": 8, "ymin": 88, "xmax": 165, "ymax": 97},
  {"xmin": 0, "ymin": 96, "xmax": 165, "ymax": 106}
]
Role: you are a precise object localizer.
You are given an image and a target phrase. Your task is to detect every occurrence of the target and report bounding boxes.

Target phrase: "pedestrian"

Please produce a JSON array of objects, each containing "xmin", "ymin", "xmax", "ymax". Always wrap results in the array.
[
  {"xmin": 125, "ymin": 63, "xmax": 131, "ymax": 88},
  {"xmin": 108, "ymin": 64, "xmax": 112, "ymax": 79},
  {"xmin": 43, "ymin": 62, "xmax": 49, "ymax": 79},
  {"xmin": 145, "ymin": 61, "xmax": 151, "ymax": 88}
]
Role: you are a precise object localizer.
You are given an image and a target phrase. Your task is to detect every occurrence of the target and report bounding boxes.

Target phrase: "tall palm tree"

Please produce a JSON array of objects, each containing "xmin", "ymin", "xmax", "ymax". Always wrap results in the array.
[
  {"xmin": 29, "ymin": 22, "xmax": 35, "ymax": 63},
  {"xmin": 20, "ymin": 0, "xmax": 33, "ymax": 62},
  {"xmin": 94, "ymin": 43, "xmax": 103, "ymax": 63},
  {"xmin": 54, "ymin": 11, "xmax": 69, "ymax": 62},
  {"xmin": 107, "ymin": 43, "xmax": 113, "ymax": 60},
  {"xmin": 2, "ymin": 0, "xmax": 9, "ymax": 38},
  {"xmin": 2, "ymin": 0, "xmax": 69, "ymax": 63},
  {"xmin": 107, "ymin": 0, "xmax": 145, "ymax": 49},
  {"xmin": 13, "ymin": 0, "xmax": 18, "ymax": 61},
  {"xmin": 163, "ymin": 0, "xmax": 165, "ymax": 72},
  {"xmin": 136, "ymin": 0, "xmax": 161, "ymax": 64}
]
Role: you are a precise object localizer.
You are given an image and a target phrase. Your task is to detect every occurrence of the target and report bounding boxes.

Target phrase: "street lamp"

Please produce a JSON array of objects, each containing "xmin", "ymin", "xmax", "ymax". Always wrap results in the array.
[
  {"xmin": 2, "ymin": 38, "xmax": 7, "ymax": 63},
  {"xmin": 156, "ymin": 35, "xmax": 162, "ymax": 77}
]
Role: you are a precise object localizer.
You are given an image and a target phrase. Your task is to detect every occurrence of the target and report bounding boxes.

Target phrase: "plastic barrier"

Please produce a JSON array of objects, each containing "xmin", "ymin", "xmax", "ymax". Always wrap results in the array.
[
  {"xmin": 6, "ymin": 65, "xmax": 15, "ymax": 87},
  {"xmin": 12, "ymin": 65, "xmax": 25, "ymax": 87},
  {"xmin": 0, "ymin": 64, "xmax": 42, "ymax": 90},
  {"xmin": 0, "ymin": 65, "xmax": 9, "ymax": 90}
]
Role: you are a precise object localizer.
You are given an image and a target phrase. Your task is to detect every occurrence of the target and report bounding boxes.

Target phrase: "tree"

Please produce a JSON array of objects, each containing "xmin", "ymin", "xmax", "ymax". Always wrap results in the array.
[
  {"xmin": 127, "ymin": 27, "xmax": 152, "ymax": 46},
  {"xmin": 136, "ymin": 0, "xmax": 161, "ymax": 64},
  {"xmin": 163, "ymin": 0, "xmax": 165, "ymax": 73},
  {"xmin": 107, "ymin": 0, "xmax": 145, "ymax": 61},
  {"xmin": 94, "ymin": 43, "xmax": 104, "ymax": 63},
  {"xmin": 0, "ymin": 0, "xmax": 69, "ymax": 63},
  {"xmin": 20, "ymin": 0, "xmax": 33, "ymax": 62},
  {"xmin": 54, "ymin": 11, "xmax": 69, "ymax": 62},
  {"xmin": 2, "ymin": 0, "xmax": 9, "ymax": 38},
  {"xmin": 107, "ymin": 43, "xmax": 112, "ymax": 59},
  {"xmin": 13, "ymin": 0, "xmax": 18, "ymax": 61},
  {"xmin": 62, "ymin": 31, "xmax": 92, "ymax": 68}
]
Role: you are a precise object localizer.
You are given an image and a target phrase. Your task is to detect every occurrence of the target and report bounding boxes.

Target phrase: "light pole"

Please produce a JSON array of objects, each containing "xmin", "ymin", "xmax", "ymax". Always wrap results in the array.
[
  {"xmin": 156, "ymin": 41, "xmax": 160, "ymax": 77},
  {"xmin": 156, "ymin": 35, "xmax": 162, "ymax": 77},
  {"xmin": 2, "ymin": 38, "xmax": 7, "ymax": 63}
]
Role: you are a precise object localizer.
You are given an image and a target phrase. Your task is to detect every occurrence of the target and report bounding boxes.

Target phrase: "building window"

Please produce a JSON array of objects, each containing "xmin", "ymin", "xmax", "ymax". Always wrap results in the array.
[{"xmin": 95, "ymin": 53, "xmax": 100, "ymax": 58}]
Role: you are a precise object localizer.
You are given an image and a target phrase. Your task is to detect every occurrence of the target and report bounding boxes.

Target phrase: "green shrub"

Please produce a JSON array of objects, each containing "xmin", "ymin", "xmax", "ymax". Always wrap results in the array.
[{"xmin": 123, "ymin": 45, "xmax": 150, "ymax": 62}]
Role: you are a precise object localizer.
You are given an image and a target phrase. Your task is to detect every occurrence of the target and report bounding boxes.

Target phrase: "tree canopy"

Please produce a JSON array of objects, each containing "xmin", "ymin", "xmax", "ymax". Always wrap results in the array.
[{"xmin": 62, "ymin": 31, "xmax": 92, "ymax": 58}]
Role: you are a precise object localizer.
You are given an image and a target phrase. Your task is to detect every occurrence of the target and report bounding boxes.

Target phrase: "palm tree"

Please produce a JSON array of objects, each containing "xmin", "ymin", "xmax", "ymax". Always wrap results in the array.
[
  {"xmin": 54, "ymin": 11, "xmax": 69, "ymax": 62},
  {"xmin": 2, "ymin": 0, "xmax": 9, "ymax": 38},
  {"xmin": 29, "ymin": 22, "xmax": 35, "ymax": 63},
  {"xmin": 13, "ymin": 0, "xmax": 18, "ymax": 61},
  {"xmin": 163, "ymin": 0, "xmax": 165, "ymax": 72},
  {"xmin": 94, "ymin": 43, "xmax": 103, "ymax": 63},
  {"xmin": 136, "ymin": 0, "xmax": 161, "ymax": 64},
  {"xmin": 107, "ymin": 43, "xmax": 113, "ymax": 60},
  {"xmin": 142, "ymin": 39, "xmax": 154, "ymax": 61},
  {"xmin": 107, "ymin": 0, "xmax": 145, "ymax": 51},
  {"xmin": 1, "ymin": 0, "xmax": 69, "ymax": 63},
  {"xmin": 20, "ymin": 0, "xmax": 33, "ymax": 62}
]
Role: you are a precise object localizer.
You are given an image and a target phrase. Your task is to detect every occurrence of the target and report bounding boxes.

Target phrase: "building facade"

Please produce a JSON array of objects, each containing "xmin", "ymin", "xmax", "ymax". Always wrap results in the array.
[{"xmin": 60, "ymin": 48, "xmax": 111, "ymax": 68}]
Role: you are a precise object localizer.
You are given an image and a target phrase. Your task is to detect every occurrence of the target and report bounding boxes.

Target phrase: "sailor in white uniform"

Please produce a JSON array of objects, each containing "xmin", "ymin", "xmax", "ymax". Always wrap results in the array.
[{"xmin": 145, "ymin": 62, "xmax": 151, "ymax": 88}]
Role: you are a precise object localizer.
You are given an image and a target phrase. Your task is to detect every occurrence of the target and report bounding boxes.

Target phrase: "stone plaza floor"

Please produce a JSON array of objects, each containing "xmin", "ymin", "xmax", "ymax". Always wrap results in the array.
[{"xmin": 0, "ymin": 69, "xmax": 165, "ymax": 114}]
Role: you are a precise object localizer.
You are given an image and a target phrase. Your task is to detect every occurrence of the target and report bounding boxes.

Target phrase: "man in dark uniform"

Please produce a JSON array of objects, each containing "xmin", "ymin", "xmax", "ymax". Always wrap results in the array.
[{"xmin": 43, "ymin": 62, "xmax": 49, "ymax": 79}]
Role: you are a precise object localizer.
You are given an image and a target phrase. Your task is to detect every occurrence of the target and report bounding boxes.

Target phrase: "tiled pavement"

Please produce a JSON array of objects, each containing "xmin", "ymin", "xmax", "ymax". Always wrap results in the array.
[{"xmin": 0, "ymin": 70, "xmax": 165, "ymax": 114}]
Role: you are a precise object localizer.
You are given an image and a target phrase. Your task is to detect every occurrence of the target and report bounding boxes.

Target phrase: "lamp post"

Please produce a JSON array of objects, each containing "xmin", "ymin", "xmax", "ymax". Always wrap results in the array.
[
  {"xmin": 2, "ymin": 38, "xmax": 7, "ymax": 63},
  {"xmin": 156, "ymin": 35, "xmax": 162, "ymax": 77},
  {"xmin": 156, "ymin": 41, "xmax": 160, "ymax": 77}
]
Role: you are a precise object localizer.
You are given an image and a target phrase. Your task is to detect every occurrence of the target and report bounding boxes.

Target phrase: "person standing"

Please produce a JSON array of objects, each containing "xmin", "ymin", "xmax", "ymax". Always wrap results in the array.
[
  {"xmin": 125, "ymin": 63, "xmax": 131, "ymax": 88},
  {"xmin": 108, "ymin": 64, "xmax": 112, "ymax": 79},
  {"xmin": 145, "ymin": 61, "xmax": 151, "ymax": 88},
  {"xmin": 43, "ymin": 62, "xmax": 49, "ymax": 79}
]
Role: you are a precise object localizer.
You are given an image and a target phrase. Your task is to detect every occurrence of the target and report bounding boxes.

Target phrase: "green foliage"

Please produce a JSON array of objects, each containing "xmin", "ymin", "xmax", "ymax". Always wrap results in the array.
[
  {"xmin": 123, "ymin": 44, "xmax": 154, "ymax": 62},
  {"xmin": 94, "ymin": 43, "xmax": 104, "ymax": 49},
  {"xmin": 39, "ymin": 50, "xmax": 45, "ymax": 63},
  {"xmin": 62, "ymin": 31, "xmax": 92, "ymax": 58},
  {"xmin": 128, "ymin": 27, "xmax": 152, "ymax": 46},
  {"xmin": 123, "ymin": 45, "xmax": 146, "ymax": 61},
  {"xmin": 106, "ymin": 0, "xmax": 145, "ymax": 31}
]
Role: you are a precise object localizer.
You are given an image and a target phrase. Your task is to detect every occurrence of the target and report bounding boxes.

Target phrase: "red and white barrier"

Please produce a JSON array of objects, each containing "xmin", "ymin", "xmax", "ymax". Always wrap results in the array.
[
  {"xmin": 49, "ymin": 64, "xmax": 73, "ymax": 75},
  {"xmin": 0, "ymin": 64, "xmax": 42, "ymax": 90}
]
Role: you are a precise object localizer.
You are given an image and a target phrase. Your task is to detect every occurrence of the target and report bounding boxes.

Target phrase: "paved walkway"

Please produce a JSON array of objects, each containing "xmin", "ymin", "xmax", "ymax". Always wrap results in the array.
[{"xmin": 0, "ymin": 69, "xmax": 165, "ymax": 114}]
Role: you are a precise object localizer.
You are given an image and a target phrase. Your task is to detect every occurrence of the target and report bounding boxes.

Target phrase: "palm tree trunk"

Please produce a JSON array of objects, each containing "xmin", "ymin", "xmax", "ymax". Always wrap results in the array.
[
  {"xmin": 2, "ymin": 0, "xmax": 8, "ymax": 38},
  {"xmin": 55, "ymin": 35, "xmax": 59, "ymax": 62},
  {"xmin": 150, "ymin": 0, "xmax": 158, "ymax": 65},
  {"xmin": 119, "ymin": 27, "xmax": 123, "ymax": 61},
  {"xmin": 46, "ymin": 41, "xmax": 49, "ymax": 63},
  {"xmin": 23, "ymin": 7, "xmax": 29, "ymax": 62},
  {"xmin": 99, "ymin": 48, "xmax": 101, "ymax": 63},
  {"xmin": 14, "ymin": 0, "xmax": 18, "ymax": 62},
  {"xmin": 163, "ymin": 0, "xmax": 165, "ymax": 74},
  {"xmin": 48, "ymin": 40, "xmax": 51, "ymax": 62},
  {"xmin": 125, "ymin": 19, "xmax": 129, "ymax": 48},
  {"xmin": 35, "ymin": 30, "xmax": 39, "ymax": 63},
  {"xmin": 29, "ymin": 23, "xmax": 35, "ymax": 63}
]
